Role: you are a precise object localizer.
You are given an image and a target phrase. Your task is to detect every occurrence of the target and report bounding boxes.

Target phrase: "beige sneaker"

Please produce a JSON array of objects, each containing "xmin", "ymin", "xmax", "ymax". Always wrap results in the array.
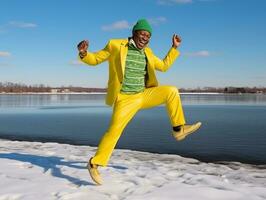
[
  {"xmin": 173, "ymin": 122, "xmax": 202, "ymax": 141},
  {"xmin": 87, "ymin": 158, "xmax": 103, "ymax": 185}
]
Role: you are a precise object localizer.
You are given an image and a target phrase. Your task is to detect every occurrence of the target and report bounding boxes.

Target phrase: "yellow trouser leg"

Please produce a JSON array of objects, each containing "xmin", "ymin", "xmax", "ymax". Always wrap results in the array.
[
  {"xmin": 91, "ymin": 86, "xmax": 186, "ymax": 166},
  {"xmin": 141, "ymin": 86, "xmax": 186, "ymax": 127},
  {"xmin": 91, "ymin": 93, "xmax": 142, "ymax": 166}
]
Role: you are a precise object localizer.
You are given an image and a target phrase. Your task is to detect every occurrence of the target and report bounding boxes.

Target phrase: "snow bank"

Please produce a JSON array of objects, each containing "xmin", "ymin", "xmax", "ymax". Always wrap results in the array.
[{"xmin": 0, "ymin": 139, "xmax": 265, "ymax": 200}]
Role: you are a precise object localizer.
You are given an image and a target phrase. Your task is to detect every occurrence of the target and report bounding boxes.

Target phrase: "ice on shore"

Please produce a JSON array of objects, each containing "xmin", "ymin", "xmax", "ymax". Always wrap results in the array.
[{"xmin": 0, "ymin": 139, "xmax": 265, "ymax": 200}]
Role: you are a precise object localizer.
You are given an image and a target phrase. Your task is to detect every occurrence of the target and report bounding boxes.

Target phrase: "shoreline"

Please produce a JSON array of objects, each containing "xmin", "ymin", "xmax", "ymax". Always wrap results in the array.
[
  {"xmin": 1, "ymin": 137, "xmax": 265, "ymax": 165},
  {"xmin": 1, "ymin": 92, "xmax": 263, "ymax": 95}
]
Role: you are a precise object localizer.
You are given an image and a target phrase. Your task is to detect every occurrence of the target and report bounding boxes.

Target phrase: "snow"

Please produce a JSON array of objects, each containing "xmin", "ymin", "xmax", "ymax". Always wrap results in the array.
[{"xmin": 0, "ymin": 139, "xmax": 265, "ymax": 200}]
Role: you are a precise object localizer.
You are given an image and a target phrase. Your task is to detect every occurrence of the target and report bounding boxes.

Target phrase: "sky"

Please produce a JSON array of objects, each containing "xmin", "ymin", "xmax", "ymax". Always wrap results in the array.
[{"xmin": 0, "ymin": 0, "xmax": 266, "ymax": 88}]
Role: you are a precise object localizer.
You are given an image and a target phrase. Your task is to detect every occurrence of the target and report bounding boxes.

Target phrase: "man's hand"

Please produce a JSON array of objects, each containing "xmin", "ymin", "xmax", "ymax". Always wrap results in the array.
[
  {"xmin": 172, "ymin": 34, "xmax": 181, "ymax": 49},
  {"xmin": 77, "ymin": 40, "xmax": 89, "ymax": 58}
]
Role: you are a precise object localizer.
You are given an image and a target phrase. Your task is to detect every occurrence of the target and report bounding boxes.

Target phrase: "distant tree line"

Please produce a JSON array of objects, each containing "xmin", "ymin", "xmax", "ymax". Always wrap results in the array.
[
  {"xmin": 179, "ymin": 86, "xmax": 266, "ymax": 94},
  {"xmin": 0, "ymin": 82, "xmax": 265, "ymax": 94},
  {"xmin": 0, "ymin": 82, "xmax": 107, "ymax": 93},
  {"xmin": 0, "ymin": 82, "xmax": 51, "ymax": 93},
  {"xmin": 179, "ymin": 87, "xmax": 224, "ymax": 93},
  {"xmin": 223, "ymin": 87, "xmax": 266, "ymax": 94},
  {"xmin": 56, "ymin": 86, "xmax": 107, "ymax": 93}
]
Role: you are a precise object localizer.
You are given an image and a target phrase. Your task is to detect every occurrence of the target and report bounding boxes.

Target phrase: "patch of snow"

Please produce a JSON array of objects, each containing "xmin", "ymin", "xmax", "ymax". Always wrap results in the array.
[{"xmin": 0, "ymin": 139, "xmax": 265, "ymax": 200}]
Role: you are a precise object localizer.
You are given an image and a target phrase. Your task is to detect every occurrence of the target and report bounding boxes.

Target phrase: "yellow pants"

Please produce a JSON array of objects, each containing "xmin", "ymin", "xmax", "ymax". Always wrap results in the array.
[{"xmin": 91, "ymin": 86, "xmax": 186, "ymax": 166}]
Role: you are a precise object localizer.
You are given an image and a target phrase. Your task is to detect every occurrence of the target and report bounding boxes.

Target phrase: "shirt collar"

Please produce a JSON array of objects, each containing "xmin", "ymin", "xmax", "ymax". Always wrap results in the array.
[{"xmin": 129, "ymin": 38, "xmax": 144, "ymax": 52}]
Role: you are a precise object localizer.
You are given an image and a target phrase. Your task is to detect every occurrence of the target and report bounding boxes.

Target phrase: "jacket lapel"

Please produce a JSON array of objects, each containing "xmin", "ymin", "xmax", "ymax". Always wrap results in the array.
[
  {"xmin": 120, "ymin": 41, "xmax": 128, "ymax": 77},
  {"xmin": 144, "ymin": 48, "xmax": 153, "ymax": 69},
  {"xmin": 144, "ymin": 47, "xmax": 154, "ymax": 78},
  {"xmin": 144, "ymin": 47, "xmax": 157, "ymax": 87}
]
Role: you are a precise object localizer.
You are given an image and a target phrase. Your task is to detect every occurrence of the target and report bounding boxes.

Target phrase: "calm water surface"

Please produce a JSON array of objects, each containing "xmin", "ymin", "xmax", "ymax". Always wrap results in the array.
[{"xmin": 0, "ymin": 93, "xmax": 266, "ymax": 164}]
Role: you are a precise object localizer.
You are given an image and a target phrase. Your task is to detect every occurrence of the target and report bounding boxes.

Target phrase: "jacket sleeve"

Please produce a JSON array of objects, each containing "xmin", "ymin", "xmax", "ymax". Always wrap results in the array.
[
  {"xmin": 79, "ymin": 41, "xmax": 111, "ymax": 66},
  {"xmin": 153, "ymin": 47, "xmax": 180, "ymax": 72}
]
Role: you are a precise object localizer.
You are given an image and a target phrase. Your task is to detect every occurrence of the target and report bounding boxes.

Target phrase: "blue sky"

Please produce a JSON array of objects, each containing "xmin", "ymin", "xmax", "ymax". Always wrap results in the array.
[{"xmin": 0, "ymin": 0, "xmax": 265, "ymax": 88}]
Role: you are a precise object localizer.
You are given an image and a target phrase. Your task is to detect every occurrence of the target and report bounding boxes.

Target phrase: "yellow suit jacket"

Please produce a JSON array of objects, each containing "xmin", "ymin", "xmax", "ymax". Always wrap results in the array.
[{"xmin": 80, "ymin": 38, "xmax": 180, "ymax": 106}]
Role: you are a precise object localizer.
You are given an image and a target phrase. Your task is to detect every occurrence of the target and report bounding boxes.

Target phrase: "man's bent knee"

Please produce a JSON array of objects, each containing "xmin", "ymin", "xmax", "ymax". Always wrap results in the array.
[{"xmin": 164, "ymin": 86, "xmax": 179, "ymax": 96}]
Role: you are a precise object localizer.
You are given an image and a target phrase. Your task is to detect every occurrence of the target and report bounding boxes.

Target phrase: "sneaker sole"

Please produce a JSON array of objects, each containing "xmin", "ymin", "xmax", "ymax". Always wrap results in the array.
[
  {"xmin": 175, "ymin": 122, "xmax": 202, "ymax": 141},
  {"xmin": 87, "ymin": 163, "xmax": 102, "ymax": 185}
]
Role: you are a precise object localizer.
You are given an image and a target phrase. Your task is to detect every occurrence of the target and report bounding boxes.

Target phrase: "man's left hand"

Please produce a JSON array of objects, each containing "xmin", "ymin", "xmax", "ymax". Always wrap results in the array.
[{"xmin": 172, "ymin": 34, "xmax": 182, "ymax": 49}]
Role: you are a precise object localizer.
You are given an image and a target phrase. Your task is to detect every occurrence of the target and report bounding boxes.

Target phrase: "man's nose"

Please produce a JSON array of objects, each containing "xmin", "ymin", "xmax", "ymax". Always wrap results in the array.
[{"xmin": 142, "ymin": 36, "xmax": 149, "ymax": 41}]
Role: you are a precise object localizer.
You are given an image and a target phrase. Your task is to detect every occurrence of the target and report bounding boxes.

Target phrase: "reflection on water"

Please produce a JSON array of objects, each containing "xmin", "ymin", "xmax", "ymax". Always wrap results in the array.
[
  {"xmin": 181, "ymin": 94, "xmax": 266, "ymax": 105},
  {"xmin": 0, "ymin": 94, "xmax": 105, "ymax": 108},
  {"xmin": 0, "ymin": 93, "xmax": 266, "ymax": 108}
]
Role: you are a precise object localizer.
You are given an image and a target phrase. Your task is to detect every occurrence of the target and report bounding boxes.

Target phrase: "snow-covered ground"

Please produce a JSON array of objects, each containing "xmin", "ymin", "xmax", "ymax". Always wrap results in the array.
[{"xmin": 0, "ymin": 139, "xmax": 265, "ymax": 200}]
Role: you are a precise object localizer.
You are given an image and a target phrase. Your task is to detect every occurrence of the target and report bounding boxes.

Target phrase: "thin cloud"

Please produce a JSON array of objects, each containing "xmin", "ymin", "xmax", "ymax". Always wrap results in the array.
[
  {"xmin": 101, "ymin": 20, "xmax": 131, "ymax": 31},
  {"xmin": 184, "ymin": 50, "xmax": 211, "ymax": 57},
  {"xmin": 157, "ymin": 0, "xmax": 193, "ymax": 5},
  {"xmin": 198, "ymin": 0, "xmax": 217, "ymax": 1},
  {"xmin": 70, "ymin": 60, "xmax": 86, "ymax": 66},
  {"xmin": 8, "ymin": 21, "xmax": 37, "ymax": 28},
  {"xmin": 0, "ymin": 51, "xmax": 11, "ymax": 57},
  {"xmin": 101, "ymin": 18, "xmax": 167, "ymax": 32},
  {"xmin": 0, "ymin": 21, "xmax": 37, "ymax": 33},
  {"xmin": 157, "ymin": 0, "xmax": 216, "ymax": 5},
  {"xmin": 0, "ymin": 62, "xmax": 11, "ymax": 67},
  {"xmin": 148, "ymin": 17, "xmax": 167, "ymax": 26}
]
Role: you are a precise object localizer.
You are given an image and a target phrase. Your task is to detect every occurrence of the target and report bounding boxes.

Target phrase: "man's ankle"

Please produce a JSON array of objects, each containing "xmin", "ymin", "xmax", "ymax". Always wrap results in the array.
[
  {"xmin": 173, "ymin": 125, "xmax": 182, "ymax": 132},
  {"xmin": 89, "ymin": 158, "xmax": 97, "ymax": 167}
]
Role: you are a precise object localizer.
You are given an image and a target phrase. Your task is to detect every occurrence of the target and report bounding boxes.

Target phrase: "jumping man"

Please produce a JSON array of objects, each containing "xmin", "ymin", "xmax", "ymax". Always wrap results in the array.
[{"xmin": 77, "ymin": 19, "xmax": 201, "ymax": 185}]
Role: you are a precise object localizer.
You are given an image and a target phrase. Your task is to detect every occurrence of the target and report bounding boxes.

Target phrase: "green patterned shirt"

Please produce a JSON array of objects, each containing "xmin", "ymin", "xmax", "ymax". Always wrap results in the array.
[{"xmin": 120, "ymin": 39, "xmax": 147, "ymax": 94}]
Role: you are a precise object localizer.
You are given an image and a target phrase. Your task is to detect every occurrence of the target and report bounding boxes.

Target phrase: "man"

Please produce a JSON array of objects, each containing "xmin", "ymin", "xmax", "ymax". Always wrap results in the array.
[{"xmin": 77, "ymin": 19, "xmax": 201, "ymax": 185}]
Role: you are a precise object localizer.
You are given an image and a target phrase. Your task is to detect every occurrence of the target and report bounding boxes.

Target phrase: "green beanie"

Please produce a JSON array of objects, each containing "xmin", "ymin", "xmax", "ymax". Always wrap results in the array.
[{"xmin": 133, "ymin": 19, "xmax": 152, "ymax": 35}]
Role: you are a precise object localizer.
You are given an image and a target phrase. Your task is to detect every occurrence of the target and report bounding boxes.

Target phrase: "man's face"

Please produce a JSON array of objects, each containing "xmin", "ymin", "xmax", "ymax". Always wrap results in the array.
[{"xmin": 132, "ymin": 30, "xmax": 151, "ymax": 49}]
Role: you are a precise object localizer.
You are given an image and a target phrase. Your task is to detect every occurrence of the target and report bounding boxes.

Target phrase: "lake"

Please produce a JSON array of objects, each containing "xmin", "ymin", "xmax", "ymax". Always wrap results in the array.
[{"xmin": 0, "ymin": 93, "xmax": 266, "ymax": 165}]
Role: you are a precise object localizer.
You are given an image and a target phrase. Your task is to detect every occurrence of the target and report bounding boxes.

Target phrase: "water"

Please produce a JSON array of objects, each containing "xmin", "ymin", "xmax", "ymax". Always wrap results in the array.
[{"xmin": 0, "ymin": 93, "xmax": 266, "ymax": 164}]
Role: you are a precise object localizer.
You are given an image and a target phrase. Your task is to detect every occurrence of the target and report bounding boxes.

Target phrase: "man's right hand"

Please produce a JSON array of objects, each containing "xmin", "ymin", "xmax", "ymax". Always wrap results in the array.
[{"xmin": 77, "ymin": 40, "xmax": 89, "ymax": 58}]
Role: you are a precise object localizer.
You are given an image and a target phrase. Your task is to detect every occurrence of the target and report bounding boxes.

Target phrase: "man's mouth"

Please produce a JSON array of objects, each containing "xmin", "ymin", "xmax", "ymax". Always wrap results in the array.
[{"xmin": 139, "ymin": 40, "xmax": 146, "ymax": 46}]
